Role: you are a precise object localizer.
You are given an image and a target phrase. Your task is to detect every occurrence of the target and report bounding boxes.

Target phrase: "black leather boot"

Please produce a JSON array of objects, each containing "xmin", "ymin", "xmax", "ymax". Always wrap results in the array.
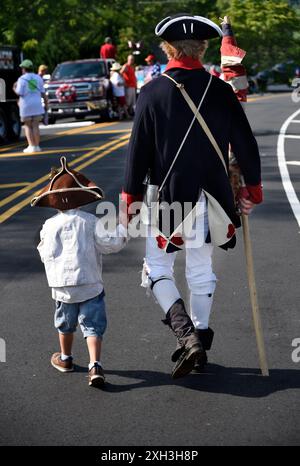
[
  {"xmin": 193, "ymin": 328, "xmax": 214, "ymax": 373},
  {"xmin": 162, "ymin": 299, "xmax": 206, "ymax": 379}
]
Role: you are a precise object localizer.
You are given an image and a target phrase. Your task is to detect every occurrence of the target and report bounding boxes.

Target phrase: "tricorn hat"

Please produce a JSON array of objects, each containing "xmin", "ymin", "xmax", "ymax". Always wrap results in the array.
[
  {"xmin": 31, "ymin": 156, "xmax": 104, "ymax": 210},
  {"xmin": 155, "ymin": 13, "xmax": 223, "ymax": 42}
]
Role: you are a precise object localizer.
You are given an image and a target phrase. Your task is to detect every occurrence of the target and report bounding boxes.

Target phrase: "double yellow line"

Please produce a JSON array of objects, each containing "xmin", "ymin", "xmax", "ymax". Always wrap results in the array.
[
  {"xmin": 0, "ymin": 133, "xmax": 130, "ymax": 224},
  {"xmin": 0, "ymin": 121, "xmax": 117, "ymax": 154}
]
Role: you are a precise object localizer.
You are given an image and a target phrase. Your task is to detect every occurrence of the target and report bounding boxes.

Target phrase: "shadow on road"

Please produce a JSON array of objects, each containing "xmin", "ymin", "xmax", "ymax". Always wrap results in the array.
[{"xmin": 85, "ymin": 365, "xmax": 300, "ymax": 398}]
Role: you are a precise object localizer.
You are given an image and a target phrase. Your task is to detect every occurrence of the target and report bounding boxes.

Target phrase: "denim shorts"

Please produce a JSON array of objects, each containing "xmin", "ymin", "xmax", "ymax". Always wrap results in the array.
[{"xmin": 54, "ymin": 292, "xmax": 107, "ymax": 338}]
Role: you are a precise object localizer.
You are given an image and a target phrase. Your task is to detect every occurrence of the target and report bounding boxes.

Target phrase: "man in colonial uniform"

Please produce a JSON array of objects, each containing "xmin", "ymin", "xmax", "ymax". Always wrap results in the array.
[{"xmin": 122, "ymin": 14, "xmax": 263, "ymax": 379}]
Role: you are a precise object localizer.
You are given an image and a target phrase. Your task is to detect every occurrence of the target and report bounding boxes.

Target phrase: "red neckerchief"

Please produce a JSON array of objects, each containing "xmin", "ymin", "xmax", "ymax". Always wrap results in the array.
[{"xmin": 165, "ymin": 57, "xmax": 203, "ymax": 71}]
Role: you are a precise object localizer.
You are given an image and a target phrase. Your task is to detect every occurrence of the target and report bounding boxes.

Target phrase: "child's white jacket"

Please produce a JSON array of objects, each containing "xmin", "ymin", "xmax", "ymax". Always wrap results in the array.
[{"xmin": 37, "ymin": 209, "xmax": 127, "ymax": 290}]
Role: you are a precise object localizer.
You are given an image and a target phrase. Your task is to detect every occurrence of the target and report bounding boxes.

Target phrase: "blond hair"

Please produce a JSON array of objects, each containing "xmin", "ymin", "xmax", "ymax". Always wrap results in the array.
[{"xmin": 160, "ymin": 40, "xmax": 208, "ymax": 61}]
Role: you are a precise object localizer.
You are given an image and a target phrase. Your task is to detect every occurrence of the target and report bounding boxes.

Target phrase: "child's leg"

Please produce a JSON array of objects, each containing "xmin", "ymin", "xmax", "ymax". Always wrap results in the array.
[
  {"xmin": 59, "ymin": 332, "xmax": 74, "ymax": 357},
  {"xmin": 79, "ymin": 293, "xmax": 107, "ymax": 386},
  {"xmin": 86, "ymin": 336, "xmax": 102, "ymax": 365},
  {"xmin": 52, "ymin": 301, "xmax": 79, "ymax": 372},
  {"xmin": 79, "ymin": 293, "xmax": 107, "ymax": 364}
]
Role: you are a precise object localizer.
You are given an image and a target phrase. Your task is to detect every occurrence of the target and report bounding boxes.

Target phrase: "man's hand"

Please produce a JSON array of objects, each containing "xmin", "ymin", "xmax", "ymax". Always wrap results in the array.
[
  {"xmin": 237, "ymin": 184, "xmax": 263, "ymax": 215},
  {"xmin": 239, "ymin": 196, "xmax": 255, "ymax": 215}
]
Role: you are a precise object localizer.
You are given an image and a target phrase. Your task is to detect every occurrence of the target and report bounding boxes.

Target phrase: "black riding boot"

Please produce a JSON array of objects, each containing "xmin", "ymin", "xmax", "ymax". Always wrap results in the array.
[
  {"xmin": 193, "ymin": 328, "xmax": 214, "ymax": 373},
  {"xmin": 162, "ymin": 299, "xmax": 206, "ymax": 379}
]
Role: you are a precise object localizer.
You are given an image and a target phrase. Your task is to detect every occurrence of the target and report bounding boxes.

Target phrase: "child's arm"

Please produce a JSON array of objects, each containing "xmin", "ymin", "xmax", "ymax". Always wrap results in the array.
[
  {"xmin": 94, "ymin": 220, "xmax": 128, "ymax": 255},
  {"xmin": 37, "ymin": 224, "xmax": 46, "ymax": 263}
]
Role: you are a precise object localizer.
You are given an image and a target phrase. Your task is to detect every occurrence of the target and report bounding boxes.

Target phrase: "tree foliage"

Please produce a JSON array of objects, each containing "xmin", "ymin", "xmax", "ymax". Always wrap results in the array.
[{"xmin": 0, "ymin": 0, "xmax": 299, "ymax": 72}]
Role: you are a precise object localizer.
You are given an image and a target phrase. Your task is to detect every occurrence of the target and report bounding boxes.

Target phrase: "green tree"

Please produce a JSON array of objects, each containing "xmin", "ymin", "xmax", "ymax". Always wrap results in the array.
[
  {"xmin": 216, "ymin": 0, "xmax": 300, "ymax": 70},
  {"xmin": 0, "ymin": 0, "xmax": 299, "ymax": 73}
]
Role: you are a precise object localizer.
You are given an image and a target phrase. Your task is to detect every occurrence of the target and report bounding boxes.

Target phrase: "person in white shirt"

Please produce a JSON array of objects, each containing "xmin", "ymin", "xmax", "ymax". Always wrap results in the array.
[
  {"xmin": 31, "ymin": 157, "xmax": 128, "ymax": 387},
  {"xmin": 110, "ymin": 62, "xmax": 129, "ymax": 120},
  {"xmin": 14, "ymin": 59, "xmax": 48, "ymax": 153}
]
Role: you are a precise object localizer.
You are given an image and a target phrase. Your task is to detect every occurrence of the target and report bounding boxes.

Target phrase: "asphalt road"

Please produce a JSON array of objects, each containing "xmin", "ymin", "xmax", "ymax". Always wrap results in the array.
[{"xmin": 0, "ymin": 94, "xmax": 299, "ymax": 446}]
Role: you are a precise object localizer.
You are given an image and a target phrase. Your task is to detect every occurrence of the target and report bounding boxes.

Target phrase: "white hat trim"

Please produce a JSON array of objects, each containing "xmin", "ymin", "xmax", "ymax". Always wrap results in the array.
[
  {"xmin": 31, "ymin": 187, "xmax": 103, "ymax": 207},
  {"xmin": 155, "ymin": 15, "xmax": 223, "ymax": 38},
  {"xmin": 31, "ymin": 156, "xmax": 104, "ymax": 206},
  {"xmin": 49, "ymin": 156, "xmax": 98, "ymax": 192}
]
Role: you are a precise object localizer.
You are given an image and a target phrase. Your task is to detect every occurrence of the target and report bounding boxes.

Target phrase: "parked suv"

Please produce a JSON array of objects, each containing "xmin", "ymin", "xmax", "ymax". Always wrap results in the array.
[{"xmin": 45, "ymin": 58, "xmax": 114, "ymax": 123}]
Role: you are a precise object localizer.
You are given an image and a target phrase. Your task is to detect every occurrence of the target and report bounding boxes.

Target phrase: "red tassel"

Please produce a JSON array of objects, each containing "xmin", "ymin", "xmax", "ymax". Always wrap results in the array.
[
  {"xmin": 156, "ymin": 235, "xmax": 167, "ymax": 249},
  {"xmin": 227, "ymin": 224, "xmax": 236, "ymax": 238},
  {"xmin": 170, "ymin": 234, "xmax": 184, "ymax": 246}
]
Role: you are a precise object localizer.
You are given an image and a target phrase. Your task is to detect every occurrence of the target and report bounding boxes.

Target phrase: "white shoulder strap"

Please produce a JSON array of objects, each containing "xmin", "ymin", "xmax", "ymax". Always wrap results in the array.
[
  {"xmin": 162, "ymin": 73, "xmax": 228, "ymax": 176},
  {"xmin": 159, "ymin": 73, "xmax": 213, "ymax": 192}
]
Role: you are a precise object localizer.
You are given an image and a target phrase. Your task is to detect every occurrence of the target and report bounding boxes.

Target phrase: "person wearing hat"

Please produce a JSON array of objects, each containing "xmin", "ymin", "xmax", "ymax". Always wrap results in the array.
[
  {"xmin": 100, "ymin": 36, "xmax": 117, "ymax": 59},
  {"xmin": 110, "ymin": 62, "xmax": 129, "ymax": 120},
  {"xmin": 14, "ymin": 59, "xmax": 46, "ymax": 153},
  {"xmin": 144, "ymin": 54, "xmax": 161, "ymax": 83},
  {"xmin": 122, "ymin": 14, "xmax": 262, "ymax": 378},
  {"xmin": 38, "ymin": 65, "xmax": 50, "ymax": 81},
  {"xmin": 32, "ymin": 157, "xmax": 129, "ymax": 387}
]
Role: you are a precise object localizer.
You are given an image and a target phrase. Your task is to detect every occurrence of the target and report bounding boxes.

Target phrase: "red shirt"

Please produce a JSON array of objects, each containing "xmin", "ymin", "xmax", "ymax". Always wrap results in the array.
[
  {"xmin": 122, "ymin": 64, "xmax": 137, "ymax": 88},
  {"xmin": 100, "ymin": 43, "xmax": 117, "ymax": 59}
]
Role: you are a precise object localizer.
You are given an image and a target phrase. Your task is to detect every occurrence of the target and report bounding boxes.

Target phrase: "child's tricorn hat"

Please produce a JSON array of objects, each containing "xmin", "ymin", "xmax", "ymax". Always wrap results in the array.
[
  {"xmin": 155, "ymin": 13, "xmax": 223, "ymax": 42},
  {"xmin": 31, "ymin": 156, "xmax": 104, "ymax": 210}
]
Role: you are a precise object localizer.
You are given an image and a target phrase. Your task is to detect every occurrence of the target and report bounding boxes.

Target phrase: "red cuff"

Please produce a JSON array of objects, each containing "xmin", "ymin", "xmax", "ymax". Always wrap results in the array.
[
  {"xmin": 238, "ymin": 184, "xmax": 263, "ymax": 204},
  {"xmin": 121, "ymin": 190, "xmax": 143, "ymax": 207}
]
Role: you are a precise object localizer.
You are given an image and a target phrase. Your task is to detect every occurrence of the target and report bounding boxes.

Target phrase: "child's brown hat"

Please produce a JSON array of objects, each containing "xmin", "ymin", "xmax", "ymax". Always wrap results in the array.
[{"xmin": 31, "ymin": 156, "xmax": 104, "ymax": 210}]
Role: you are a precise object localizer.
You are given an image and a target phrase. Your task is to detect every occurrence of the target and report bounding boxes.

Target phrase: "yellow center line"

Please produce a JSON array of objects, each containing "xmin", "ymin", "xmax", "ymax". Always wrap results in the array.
[
  {"xmin": 75, "ymin": 138, "xmax": 129, "ymax": 172},
  {"xmin": 86, "ymin": 129, "xmax": 132, "ymax": 134},
  {"xmin": 0, "ymin": 182, "xmax": 30, "ymax": 189},
  {"xmin": 58, "ymin": 121, "xmax": 117, "ymax": 136},
  {"xmin": 0, "ymin": 138, "xmax": 129, "ymax": 224},
  {"xmin": 0, "ymin": 147, "xmax": 101, "ymax": 158},
  {"xmin": 0, "ymin": 121, "xmax": 118, "ymax": 154},
  {"xmin": 0, "ymin": 134, "xmax": 129, "ymax": 210},
  {"xmin": 247, "ymin": 93, "xmax": 290, "ymax": 102}
]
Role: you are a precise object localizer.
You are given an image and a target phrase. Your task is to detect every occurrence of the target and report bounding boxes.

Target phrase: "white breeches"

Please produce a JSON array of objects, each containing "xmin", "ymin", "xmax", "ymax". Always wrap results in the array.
[{"xmin": 142, "ymin": 204, "xmax": 217, "ymax": 329}]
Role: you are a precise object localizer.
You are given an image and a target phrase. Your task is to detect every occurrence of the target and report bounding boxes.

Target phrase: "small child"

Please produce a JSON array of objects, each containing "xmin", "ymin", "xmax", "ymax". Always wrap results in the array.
[
  {"xmin": 110, "ymin": 62, "xmax": 129, "ymax": 120},
  {"xmin": 31, "ymin": 156, "xmax": 128, "ymax": 387}
]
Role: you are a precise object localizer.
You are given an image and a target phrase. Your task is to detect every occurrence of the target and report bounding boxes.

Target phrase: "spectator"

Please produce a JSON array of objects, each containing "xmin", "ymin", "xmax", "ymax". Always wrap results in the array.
[
  {"xmin": 14, "ymin": 59, "xmax": 47, "ymax": 153},
  {"xmin": 110, "ymin": 62, "xmax": 128, "ymax": 120},
  {"xmin": 144, "ymin": 54, "xmax": 161, "ymax": 83},
  {"xmin": 38, "ymin": 64, "xmax": 48, "ymax": 79},
  {"xmin": 121, "ymin": 54, "xmax": 137, "ymax": 116},
  {"xmin": 100, "ymin": 37, "xmax": 117, "ymax": 59}
]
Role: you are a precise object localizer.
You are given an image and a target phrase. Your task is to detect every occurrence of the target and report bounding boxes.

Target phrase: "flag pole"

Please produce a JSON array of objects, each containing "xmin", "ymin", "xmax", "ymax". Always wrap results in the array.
[{"xmin": 241, "ymin": 210, "xmax": 269, "ymax": 376}]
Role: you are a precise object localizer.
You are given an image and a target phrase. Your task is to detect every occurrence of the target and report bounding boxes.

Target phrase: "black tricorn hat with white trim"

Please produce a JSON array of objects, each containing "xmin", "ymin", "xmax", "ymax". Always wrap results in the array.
[
  {"xmin": 31, "ymin": 156, "xmax": 104, "ymax": 210},
  {"xmin": 155, "ymin": 13, "xmax": 223, "ymax": 41}
]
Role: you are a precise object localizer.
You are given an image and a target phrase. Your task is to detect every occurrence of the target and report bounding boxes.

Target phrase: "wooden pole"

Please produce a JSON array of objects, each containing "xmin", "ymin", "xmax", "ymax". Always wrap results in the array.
[{"xmin": 241, "ymin": 213, "xmax": 269, "ymax": 376}]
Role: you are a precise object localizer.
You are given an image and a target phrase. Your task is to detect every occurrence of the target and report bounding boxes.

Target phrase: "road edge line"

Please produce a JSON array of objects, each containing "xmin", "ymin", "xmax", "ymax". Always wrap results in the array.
[{"xmin": 277, "ymin": 107, "xmax": 300, "ymax": 228}]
